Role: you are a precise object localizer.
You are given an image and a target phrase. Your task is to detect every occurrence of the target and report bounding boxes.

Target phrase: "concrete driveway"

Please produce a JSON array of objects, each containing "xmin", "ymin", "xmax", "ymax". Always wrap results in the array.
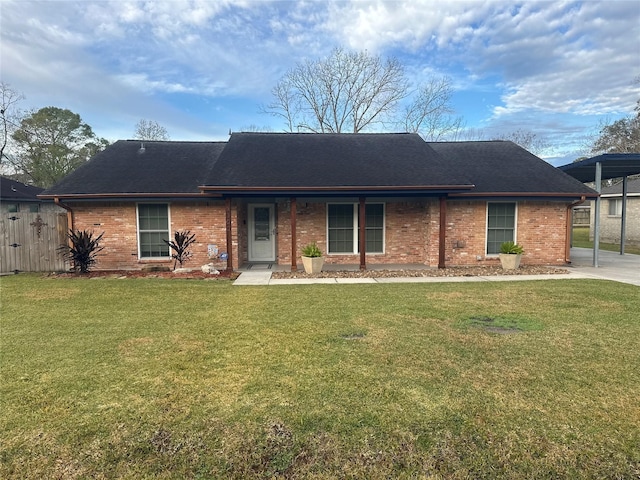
[{"xmin": 568, "ymin": 247, "xmax": 640, "ymax": 286}]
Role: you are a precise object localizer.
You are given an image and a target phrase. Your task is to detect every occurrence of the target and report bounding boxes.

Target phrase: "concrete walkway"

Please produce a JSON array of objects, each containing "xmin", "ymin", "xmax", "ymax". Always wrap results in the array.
[{"xmin": 233, "ymin": 248, "xmax": 639, "ymax": 286}]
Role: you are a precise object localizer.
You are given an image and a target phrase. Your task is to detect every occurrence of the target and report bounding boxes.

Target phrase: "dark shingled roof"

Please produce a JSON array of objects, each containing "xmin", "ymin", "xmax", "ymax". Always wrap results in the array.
[
  {"xmin": 601, "ymin": 176, "xmax": 640, "ymax": 195},
  {"xmin": 203, "ymin": 132, "xmax": 473, "ymax": 190},
  {"xmin": 559, "ymin": 153, "xmax": 640, "ymax": 182},
  {"xmin": 429, "ymin": 141, "xmax": 597, "ymax": 196},
  {"xmin": 41, "ymin": 134, "xmax": 598, "ymax": 199},
  {"xmin": 41, "ymin": 140, "xmax": 226, "ymax": 197},
  {"xmin": 1, "ymin": 176, "xmax": 44, "ymax": 202}
]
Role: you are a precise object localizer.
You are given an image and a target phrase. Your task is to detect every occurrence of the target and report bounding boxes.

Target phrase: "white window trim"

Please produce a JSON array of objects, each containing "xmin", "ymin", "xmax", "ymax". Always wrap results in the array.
[
  {"xmin": 136, "ymin": 203, "xmax": 172, "ymax": 260},
  {"xmin": 608, "ymin": 198, "xmax": 622, "ymax": 217},
  {"xmin": 326, "ymin": 202, "xmax": 385, "ymax": 255},
  {"xmin": 485, "ymin": 201, "xmax": 518, "ymax": 256}
]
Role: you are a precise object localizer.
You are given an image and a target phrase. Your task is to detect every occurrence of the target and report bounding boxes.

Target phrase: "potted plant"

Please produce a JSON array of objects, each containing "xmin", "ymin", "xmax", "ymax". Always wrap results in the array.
[
  {"xmin": 499, "ymin": 241, "xmax": 524, "ymax": 270},
  {"xmin": 301, "ymin": 242, "xmax": 324, "ymax": 274}
]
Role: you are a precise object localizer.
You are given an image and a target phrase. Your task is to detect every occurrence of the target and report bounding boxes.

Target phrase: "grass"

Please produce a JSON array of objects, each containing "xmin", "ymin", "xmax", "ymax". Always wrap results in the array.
[
  {"xmin": 573, "ymin": 226, "xmax": 640, "ymax": 255},
  {"xmin": 1, "ymin": 274, "xmax": 639, "ymax": 479}
]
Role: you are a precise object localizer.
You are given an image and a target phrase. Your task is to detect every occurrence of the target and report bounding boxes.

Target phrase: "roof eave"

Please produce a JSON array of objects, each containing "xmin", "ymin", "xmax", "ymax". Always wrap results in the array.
[
  {"xmin": 449, "ymin": 191, "xmax": 600, "ymax": 199},
  {"xmin": 38, "ymin": 192, "xmax": 210, "ymax": 200}
]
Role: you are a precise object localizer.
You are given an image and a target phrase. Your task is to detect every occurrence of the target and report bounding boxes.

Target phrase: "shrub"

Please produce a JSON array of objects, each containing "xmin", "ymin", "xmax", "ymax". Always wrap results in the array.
[
  {"xmin": 500, "ymin": 241, "xmax": 524, "ymax": 254},
  {"xmin": 59, "ymin": 229, "xmax": 105, "ymax": 273},
  {"xmin": 301, "ymin": 243, "xmax": 322, "ymax": 257},
  {"xmin": 163, "ymin": 230, "xmax": 197, "ymax": 269}
]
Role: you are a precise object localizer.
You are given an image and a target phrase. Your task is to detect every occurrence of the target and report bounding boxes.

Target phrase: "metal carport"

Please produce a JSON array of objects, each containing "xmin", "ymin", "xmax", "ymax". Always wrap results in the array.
[{"xmin": 559, "ymin": 154, "xmax": 640, "ymax": 267}]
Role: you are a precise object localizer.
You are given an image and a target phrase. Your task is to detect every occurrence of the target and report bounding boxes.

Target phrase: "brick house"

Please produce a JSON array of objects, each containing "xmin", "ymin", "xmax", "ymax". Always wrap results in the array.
[{"xmin": 40, "ymin": 133, "xmax": 597, "ymax": 271}]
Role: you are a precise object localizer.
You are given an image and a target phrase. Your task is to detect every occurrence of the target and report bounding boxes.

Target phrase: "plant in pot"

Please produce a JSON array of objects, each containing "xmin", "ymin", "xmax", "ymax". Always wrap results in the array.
[
  {"xmin": 499, "ymin": 241, "xmax": 524, "ymax": 270},
  {"xmin": 301, "ymin": 242, "xmax": 324, "ymax": 274}
]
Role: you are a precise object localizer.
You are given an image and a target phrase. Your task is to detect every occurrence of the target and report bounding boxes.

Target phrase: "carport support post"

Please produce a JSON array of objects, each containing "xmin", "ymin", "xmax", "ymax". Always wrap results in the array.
[
  {"xmin": 620, "ymin": 176, "xmax": 627, "ymax": 255},
  {"xmin": 593, "ymin": 161, "xmax": 601, "ymax": 268},
  {"xmin": 359, "ymin": 197, "xmax": 366, "ymax": 270},
  {"xmin": 290, "ymin": 197, "xmax": 297, "ymax": 271}
]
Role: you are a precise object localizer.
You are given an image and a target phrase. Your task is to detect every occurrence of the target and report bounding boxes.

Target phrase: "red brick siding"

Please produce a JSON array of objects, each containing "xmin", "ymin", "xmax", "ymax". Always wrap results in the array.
[
  {"xmin": 277, "ymin": 199, "xmax": 569, "ymax": 267},
  {"xmin": 69, "ymin": 198, "xmax": 570, "ymax": 270},
  {"xmin": 515, "ymin": 201, "xmax": 568, "ymax": 265},
  {"xmin": 277, "ymin": 201, "xmax": 327, "ymax": 264},
  {"xmin": 69, "ymin": 201, "xmax": 234, "ymax": 271},
  {"xmin": 443, "ymin": 200, "xmax": 568, "ymax": 266}
]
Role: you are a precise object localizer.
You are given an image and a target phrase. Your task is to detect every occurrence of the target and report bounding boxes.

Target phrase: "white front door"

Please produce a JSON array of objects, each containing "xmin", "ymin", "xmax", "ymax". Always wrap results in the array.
[{"xmin": 248, "ymin": 204, "xmax": 276, "ymax": 262}]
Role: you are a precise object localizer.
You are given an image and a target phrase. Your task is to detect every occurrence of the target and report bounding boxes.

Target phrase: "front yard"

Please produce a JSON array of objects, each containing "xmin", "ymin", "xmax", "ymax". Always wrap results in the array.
[{"xmin": 1, "ymin": 275, "xmax": 639, "ymax": 479}]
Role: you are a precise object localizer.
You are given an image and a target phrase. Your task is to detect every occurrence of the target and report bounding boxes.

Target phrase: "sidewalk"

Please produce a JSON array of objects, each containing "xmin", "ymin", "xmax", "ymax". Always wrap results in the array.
[{"xmin": 233, "ymin": 248, "xmax": 639, "ymax": 287}]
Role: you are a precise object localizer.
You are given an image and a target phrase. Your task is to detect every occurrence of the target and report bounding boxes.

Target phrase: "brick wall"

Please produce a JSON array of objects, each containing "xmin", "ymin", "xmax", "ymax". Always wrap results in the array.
[
  {"xmin": 443, "ymin": 200, "xmax": 568, "ymax": 266},
  {"xmin": 70, "ymin": 198, "xmax": 571, "ymax": 271},
  {"xmin": 276, "ymin": 199, "xmax": 570, "ymax": 267},
  {"xmin": 70, "ymin": 200, "xmax": 234, "ymax": 271}
]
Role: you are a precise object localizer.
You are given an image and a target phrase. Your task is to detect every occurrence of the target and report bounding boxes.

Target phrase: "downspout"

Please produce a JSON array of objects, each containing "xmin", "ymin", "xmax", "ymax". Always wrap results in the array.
[
  {"xmin": 54, "ymin": 197, "xmax": 74, "ymax": 232},
  {"xmin": 565, "ymin": 196, "xmax": 586, "ymax": 264}
]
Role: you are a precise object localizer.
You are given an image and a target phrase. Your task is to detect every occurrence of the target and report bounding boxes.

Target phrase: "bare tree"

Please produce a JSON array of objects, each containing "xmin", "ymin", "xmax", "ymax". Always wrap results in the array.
[
  {"xmin": 134, "ymin": 119, "xmax": 170, "ymax": 141},
  {"xmin": 492, "ymin": 129, "xmax": 550, "ymax": 156},
  {"xmin": 264, "ymin": 48, "xmax": 408, "ymax": 133},
  {"xmin": 239, "ymin": 124, "xmax": 274, "ymax": 133},
  {"xmin": 402, "ymin": 77, "xmax": 463, "ymax": 141},
  {"xmin": 589, "ymin": 99, "xmax": 640, "ymax": 154},
  {"xmin": 0, "ymin": 82, "xmax": 25, "ymax": 166}
]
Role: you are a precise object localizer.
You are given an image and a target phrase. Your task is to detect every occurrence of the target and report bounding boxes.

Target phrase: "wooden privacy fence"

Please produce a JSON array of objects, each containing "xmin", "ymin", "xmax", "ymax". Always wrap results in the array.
[{"xmin": 0, "ymin": 210, "xmax": 69, "ymax": 273}]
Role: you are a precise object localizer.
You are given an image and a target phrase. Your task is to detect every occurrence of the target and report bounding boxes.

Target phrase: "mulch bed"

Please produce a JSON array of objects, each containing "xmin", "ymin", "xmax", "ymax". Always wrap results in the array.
[
  {"xmin": 47, "ymin": 269, "xmax": 240, "ymax": 280},
  {"xmin": 272, "ymin": 265, "xmax": 569, "ymax": 279},
  {"xmin": 47, "ymin": 265, "xmax": 569, "ymax": 280}
]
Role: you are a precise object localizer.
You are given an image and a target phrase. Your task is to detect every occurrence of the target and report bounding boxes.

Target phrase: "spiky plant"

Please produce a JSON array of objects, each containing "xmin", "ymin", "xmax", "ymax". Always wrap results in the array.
[
  {"xmin": 163, "ymin": 230, "xmax": 197, "ymax": 269},
  {"xmin": 59, "ymin": 230, "xmax": 105, "ymax": 273}
]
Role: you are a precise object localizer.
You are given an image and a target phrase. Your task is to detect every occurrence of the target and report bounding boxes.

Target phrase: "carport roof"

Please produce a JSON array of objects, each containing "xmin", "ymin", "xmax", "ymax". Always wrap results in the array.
[{"xmin": 558, "ymin": 153, "xmax": 640, "ymax": 182}]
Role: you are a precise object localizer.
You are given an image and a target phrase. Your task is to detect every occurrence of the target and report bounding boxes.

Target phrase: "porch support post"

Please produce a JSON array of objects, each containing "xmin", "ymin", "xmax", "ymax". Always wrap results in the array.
[
  {"xmin": 290, "ymin": 197, "xmax": 297, "ymax": 271},
  {"xmin": 225, "ymin": 197, "xmax": 233, "ymax": 271},
  {"xmin": 438, "ymin": 196, "xmax": 447, "ymax": 269},
  {"xmin": 359, "ymin": 197, "xmax": 366, "ymax": 270}
]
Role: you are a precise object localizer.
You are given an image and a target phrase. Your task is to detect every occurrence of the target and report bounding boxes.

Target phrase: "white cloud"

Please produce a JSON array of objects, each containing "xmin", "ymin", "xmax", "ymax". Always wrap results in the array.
[
  {"xmin": 1, "ymin": 0, "xmax": 638, "ymax": 154},
  {"xmin": 324, "ymin": 1, "xmax": 639, "ymax": 117}
]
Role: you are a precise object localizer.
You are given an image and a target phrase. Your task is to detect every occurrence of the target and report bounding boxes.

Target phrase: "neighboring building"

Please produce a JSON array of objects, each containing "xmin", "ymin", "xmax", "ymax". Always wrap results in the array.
[
  {"xmin": 40, "ymin": 133, "xmax": 597, "ymax": 271},
  {"xmin": 1, "ymin": 177, "xmax": 48, "ymax": 214},
  {"xmin": 590, "ymin": 176, "xmax": 640, "ymax": 247},
  {"xmin": 1, "ymin": 176, "xmax": 68, "ymax": 272}
]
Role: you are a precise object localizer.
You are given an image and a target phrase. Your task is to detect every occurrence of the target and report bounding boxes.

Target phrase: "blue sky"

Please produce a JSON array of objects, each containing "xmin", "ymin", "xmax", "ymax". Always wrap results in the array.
[{"xmin": 1, "ymin": 0, "xmax": 639, "ymax": 165}]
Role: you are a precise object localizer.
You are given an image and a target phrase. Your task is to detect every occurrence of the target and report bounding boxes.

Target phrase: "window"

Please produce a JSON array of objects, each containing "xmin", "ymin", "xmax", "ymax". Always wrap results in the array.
[
  {"xmin": 364, "ymin": 203, "xmax": 384, "ymax": 253},
  {"xmin": 327, "ymin": 203, "xmax": 384, "ymax": 254},
  {"xmin": 487, "ymin": 202, "xmax": 516, "ymax": 254},
  {"xmin": 7, "ymin": 203, "xmax": 19, "ymax": 213},
  {"xmin": 28, "ymin": 204, "xmax": 40, "ymax": 213},
  {"xmin": 137, "ymin": 204, "xmax": 170, "ymax": 258},
  {"xmin": 608, "ymin": 199, "xmax": 622, "ymax": 216}
]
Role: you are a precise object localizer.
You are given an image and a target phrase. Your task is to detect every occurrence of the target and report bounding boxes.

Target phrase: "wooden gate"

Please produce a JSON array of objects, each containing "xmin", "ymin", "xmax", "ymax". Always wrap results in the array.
[{"xmin": 0, "ymin": 211, "xmax": 69, "ymax": 273}]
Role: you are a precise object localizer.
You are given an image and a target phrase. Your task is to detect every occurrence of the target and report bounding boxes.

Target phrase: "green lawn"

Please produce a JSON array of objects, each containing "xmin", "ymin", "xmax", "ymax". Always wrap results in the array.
[
  {"xmin": 573, "ymin": 226, "xmax": 640, "ymax": 255},
  {"xmin": 1, "ymin": 275, "xmax": 639, "ymax": 479}
]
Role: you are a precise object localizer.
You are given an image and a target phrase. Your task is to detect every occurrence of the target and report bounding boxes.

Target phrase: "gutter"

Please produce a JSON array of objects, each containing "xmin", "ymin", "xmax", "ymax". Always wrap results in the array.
[
  {"xmin": 565, "ymin": 196, "xmax": 587, "ymax": 264},
  {"xmin": 449, "ymin": 191, "xmax": 599, "ymax": 198},
  {"xmin": 39, "ymin": 192, "xmax": 208, "ymax": 200}
]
